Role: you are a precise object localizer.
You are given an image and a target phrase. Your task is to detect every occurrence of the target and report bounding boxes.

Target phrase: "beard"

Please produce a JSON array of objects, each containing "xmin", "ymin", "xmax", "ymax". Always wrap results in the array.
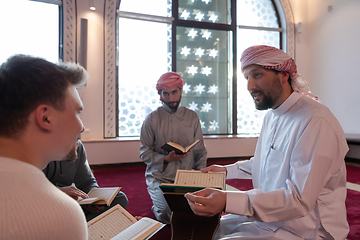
[
  {"xmin": 252, "ymin": 90, "xmax": 277, "ymax": 110},
  {"xmin": 163, "ymin": 96, "xmax": 181, "ymax": 110},
  {"xmin": 61, "ymin": 144, "xmax": 79, "ymax": 162},
  {"xmin": 251, "ymin": 75, "xmax": 283, "ymax": 110}
]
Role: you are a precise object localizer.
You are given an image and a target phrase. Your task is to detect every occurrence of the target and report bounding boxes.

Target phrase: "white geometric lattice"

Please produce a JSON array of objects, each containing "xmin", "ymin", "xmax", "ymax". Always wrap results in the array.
[
  {"xmin": 237, "ymin": 0, "xmax": 279, "ymax": 28},
  {"xmin": 118, "ymin": 84, "xmax": 161, "ymax": 136}
]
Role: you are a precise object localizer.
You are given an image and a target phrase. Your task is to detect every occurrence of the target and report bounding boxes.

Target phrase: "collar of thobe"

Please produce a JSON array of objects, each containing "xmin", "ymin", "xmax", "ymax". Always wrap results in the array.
[
  {"xmin": 271, "ymin": 92, "xmax": 301, "ymax": 117},
  {"xmin": 162, "ymin": 103, "xmax": 184, "ymax": 115}
]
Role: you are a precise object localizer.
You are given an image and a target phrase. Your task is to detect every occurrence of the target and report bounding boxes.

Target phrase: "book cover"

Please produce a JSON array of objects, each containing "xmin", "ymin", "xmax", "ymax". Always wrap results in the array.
[
  {"xmin": 163, "ymin": 192, "xmax": 221, "ymax": 240},
  {"xmin": 161, "ymin": 139, "xmax": 200, "ymax": 155},
  {"xmin": 170, "ymin": 212, "xmax": 220, "ymax": 240},
  {"xmin": 160, "ymin": 184, "xmax": 207, "ymax": 194}
]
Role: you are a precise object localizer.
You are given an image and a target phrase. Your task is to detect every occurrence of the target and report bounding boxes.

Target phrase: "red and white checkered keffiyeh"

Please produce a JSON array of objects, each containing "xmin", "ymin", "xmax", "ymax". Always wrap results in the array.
[
  {"xmin": 156, "ymin": 72, "xmax": 184, "ymax": 92},
  {"xmin": 240, "ymin": 45, "xmax": 318, "ymax": 101}
]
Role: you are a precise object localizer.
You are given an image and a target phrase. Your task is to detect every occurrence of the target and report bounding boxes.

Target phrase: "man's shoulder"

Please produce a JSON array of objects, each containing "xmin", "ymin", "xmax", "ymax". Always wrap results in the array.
[
  {"xmin": 296, "ymin": 95, "xmax": 335, "ymax": 119},
  {"xmin": 144, "ymin": 106, "xmax": 164, "ymax": 121},
  {"xmin": 0, "ymin": 157, "xmax": 40, "ymax": 173},
  {"xmin": 180, "ymin": 106, "xmax": 195, "ymax": 112},
  {"xmin": 1, "ymin": 178, "xmax": 87, "ymax": 239},
  {"xmin": 178, "ymin": 106, "xmax": 199, "ymax": 117},
  {"xmin": 150, "ymin": 105, "xmax": 167, "ymax": 114},
  {"xmin": 1, "ymin": 163, "xmax": 74, "ymax": 203},
  {"xmin": 25, "ymin": 176, "xmax": 84, "ymax": 211},
  {"xmin": 284, "ymin": 95, "xmax": 343, "ymax": 133},
  {"xmin": 147, "ymin": 105, "xmax": 186, "ymax": 120}
]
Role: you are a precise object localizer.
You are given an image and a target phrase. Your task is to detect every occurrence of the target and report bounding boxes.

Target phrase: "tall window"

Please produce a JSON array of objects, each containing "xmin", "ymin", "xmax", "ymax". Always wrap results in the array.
[
  {"xmin": 0, "ymin": 0, "xmax": 61, "ymax": 64},
  {"xmin": 117, "ymin": 0, "xmax": 284, "ymax": 137}
]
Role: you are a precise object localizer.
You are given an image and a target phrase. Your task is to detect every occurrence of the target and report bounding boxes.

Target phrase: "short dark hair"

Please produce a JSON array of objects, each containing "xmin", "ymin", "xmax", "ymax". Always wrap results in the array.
[{"xmin": 0, "ymin": 54, "xmax": 87, "ymax": 137}]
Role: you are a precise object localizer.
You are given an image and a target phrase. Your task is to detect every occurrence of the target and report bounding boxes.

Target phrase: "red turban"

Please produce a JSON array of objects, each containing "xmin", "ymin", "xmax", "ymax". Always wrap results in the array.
[
  {"xmin": 156, "ymin": 72, "xmax": 184, "ymax": 93},
  {"xmin": 240, "ymin": 45, "xmax": 318, "ymax": 101}
]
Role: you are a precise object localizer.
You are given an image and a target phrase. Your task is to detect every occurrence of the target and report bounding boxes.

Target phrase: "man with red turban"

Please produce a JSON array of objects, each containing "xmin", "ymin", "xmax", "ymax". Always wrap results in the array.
[
  {"xmin": 140, "ymin": 72, "xmax": 207, "ymax": 224},
  {"xmin": 185, "ymin": 45, "xmax": 349, "ymax": 239}
]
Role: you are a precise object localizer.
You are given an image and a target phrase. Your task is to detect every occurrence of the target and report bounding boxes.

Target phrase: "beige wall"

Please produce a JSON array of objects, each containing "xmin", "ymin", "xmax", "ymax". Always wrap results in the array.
[
  {"xmin": 290, "ymin": 0, "xmax": 360, "ymax": 158},
  {"xmin": 290, "ymin": 0, "xmax": 360, "ymax": 134},
  {"xmin": 77, "ymin": 0, "xmax": 360, "ymax": 164},
  {"xmin": 76, "ymin": 0, "xmax": 104, "ymax": 140}
]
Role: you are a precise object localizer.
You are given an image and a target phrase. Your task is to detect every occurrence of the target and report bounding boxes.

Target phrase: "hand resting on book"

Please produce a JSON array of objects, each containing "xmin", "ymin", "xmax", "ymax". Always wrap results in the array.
[
  {"xmin": 60, "ymin": 186, "xmax": 105, "ymax": 213},
  {"xmin": 200, "ymin": 164, "xmax": 228, "ymax": 175},
  {"xmin": 60, "ymin": 185, "xmax": 89, "ymax": 200}
]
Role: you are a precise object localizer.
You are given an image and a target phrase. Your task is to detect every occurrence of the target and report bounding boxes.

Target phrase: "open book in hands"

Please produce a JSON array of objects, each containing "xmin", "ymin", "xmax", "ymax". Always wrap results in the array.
[
  {"xmin": 160, "ymin": 170, "xmax": 226, "ymax": 214},
  {"xmin": 161, "ymin": 139, "xmax": 200, "ymax": 155},
  {"xmin": 78, "ymin": 187, "xmax": 121, "ymax": 206},
  {"xmin": 160, "ymin": 169, "xmax": 226, "ymax": 193},
  {"xmin": 88, "ymin": 204, "xmax": 165, "ymax": 240},
  {"xmin": 160, "ymin": 170, "xmax": 225, "ymax": 240}
]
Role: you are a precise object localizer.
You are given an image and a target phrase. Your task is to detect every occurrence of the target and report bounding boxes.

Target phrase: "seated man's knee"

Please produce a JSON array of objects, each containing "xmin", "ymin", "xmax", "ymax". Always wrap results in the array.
[
  {"xmin": 113, "ymin": 191, "xmax": 129, "ymax": 208},
  {"xmin": 152, "ymin": 205, "xmax": 171, "ymax": 224}
]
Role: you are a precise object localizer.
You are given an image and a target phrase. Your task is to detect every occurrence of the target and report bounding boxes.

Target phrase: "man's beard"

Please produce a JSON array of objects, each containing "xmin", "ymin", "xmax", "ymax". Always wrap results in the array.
[
  {"xmin": 252, "ymin": 90, "xmax": 276, "ymax": 110},
  {"xmin": 252, "ymin": 76, "xmax": 283, "ymax": 110},
  {"xmin": 163, "ymin": 96, "xmax": 181, "ymax": 110},
  {"xmin": 62, "ymin": 145, "xmax": 78, "ymax": 162}
]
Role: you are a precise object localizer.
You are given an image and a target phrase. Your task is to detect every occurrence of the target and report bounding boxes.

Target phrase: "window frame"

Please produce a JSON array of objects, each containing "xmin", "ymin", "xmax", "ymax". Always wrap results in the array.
[{"xmin": 107, "ymin": 0, "xmax": 295, "ymax": 138}]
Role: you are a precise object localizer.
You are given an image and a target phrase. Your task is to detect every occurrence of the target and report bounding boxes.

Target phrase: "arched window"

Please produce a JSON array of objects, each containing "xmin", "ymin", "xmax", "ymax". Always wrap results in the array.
[
  {"xmin": 111, "ymin": 0, "xmax": 294, "ymax": 137},
  {"xmin": 0, "ymin": 0, "xmax": 62, "ymax": 64}
]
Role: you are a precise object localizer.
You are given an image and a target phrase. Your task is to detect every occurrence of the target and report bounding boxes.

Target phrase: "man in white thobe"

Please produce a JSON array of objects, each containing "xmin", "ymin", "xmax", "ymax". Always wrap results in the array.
[{"xmin": 185, "ymin": 45, "xmax": 349, "ymax": 240}]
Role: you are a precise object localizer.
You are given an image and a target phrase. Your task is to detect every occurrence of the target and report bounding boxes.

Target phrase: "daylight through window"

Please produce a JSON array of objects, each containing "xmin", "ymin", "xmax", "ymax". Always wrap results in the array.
[
  {"xmin": 0, "ymin": 0, "xmax": 60, "ymax": 64},
  {"xmin": 117, "ymin": 0, "xmax": 284, "ymax": 137}
]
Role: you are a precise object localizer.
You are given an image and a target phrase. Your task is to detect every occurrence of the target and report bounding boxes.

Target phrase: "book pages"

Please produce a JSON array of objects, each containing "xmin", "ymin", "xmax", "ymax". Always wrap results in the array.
[
  {"xmin": 174, "ymin": 170, "xmax": 226, "ymax": 189},
  {"xmin": 88, "ymin": 205, "xmax": 136, "ymax": 240},
  {"xmin": 111, "ymin": 217, "xmax": 164, "ymax": 240},
  {"xmin": 79, "ymin": 197, "xmax": 103, "ymax": 205},
  {"xmin": 79, "ymin": 187, "xmax": 120, "ymax": 206},
  {"xmin": 167, "ymin": 142, "xmax": 185, "ymax": 152},
  {"xmin": 88, "ymin": 187, "xmax": 119, "ymax": 200},
  {"xmin": 184, "ymin": 139, "xmax": 200, "ymax": 152}
]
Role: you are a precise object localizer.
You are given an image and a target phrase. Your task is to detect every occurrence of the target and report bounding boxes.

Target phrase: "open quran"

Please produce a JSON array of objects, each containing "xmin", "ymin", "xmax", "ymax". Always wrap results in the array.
[
  {"xmin": 87, "ymin": 204, "xmax": 165, "ymax": 240},
  {"xmin": 160, "ymin": 170, "xmax": 225, "ymax": 240},
  {"xmin": 160, "ymin": 169, "xmax": 226, "ymax": 192},
  {"xmin": 78, "ymin": 187, "xmax": 121, "ymax": 206},
  {"xmin": 161, "ymin": 139, "xmax": 200, "ymax": 155}
]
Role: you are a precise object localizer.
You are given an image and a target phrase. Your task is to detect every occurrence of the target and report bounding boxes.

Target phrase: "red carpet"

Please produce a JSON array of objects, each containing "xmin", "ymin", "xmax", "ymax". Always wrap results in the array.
[
  {"xmin": 346, "ymin": 189, "xmax": 360, "ymax": 240},
  {"xmin": 93, "ymin": 160, "xmax": 360, "ymax": 239},
  {"xmin": 347, "ymin": 165, "xmax": 360, "ymax": 184}
]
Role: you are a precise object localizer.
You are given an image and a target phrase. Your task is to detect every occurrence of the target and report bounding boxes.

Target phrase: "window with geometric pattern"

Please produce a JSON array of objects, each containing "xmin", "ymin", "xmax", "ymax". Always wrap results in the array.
[{"xmin": 117, "ymin": 0, "xmax": 284, "ymax": 137}]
